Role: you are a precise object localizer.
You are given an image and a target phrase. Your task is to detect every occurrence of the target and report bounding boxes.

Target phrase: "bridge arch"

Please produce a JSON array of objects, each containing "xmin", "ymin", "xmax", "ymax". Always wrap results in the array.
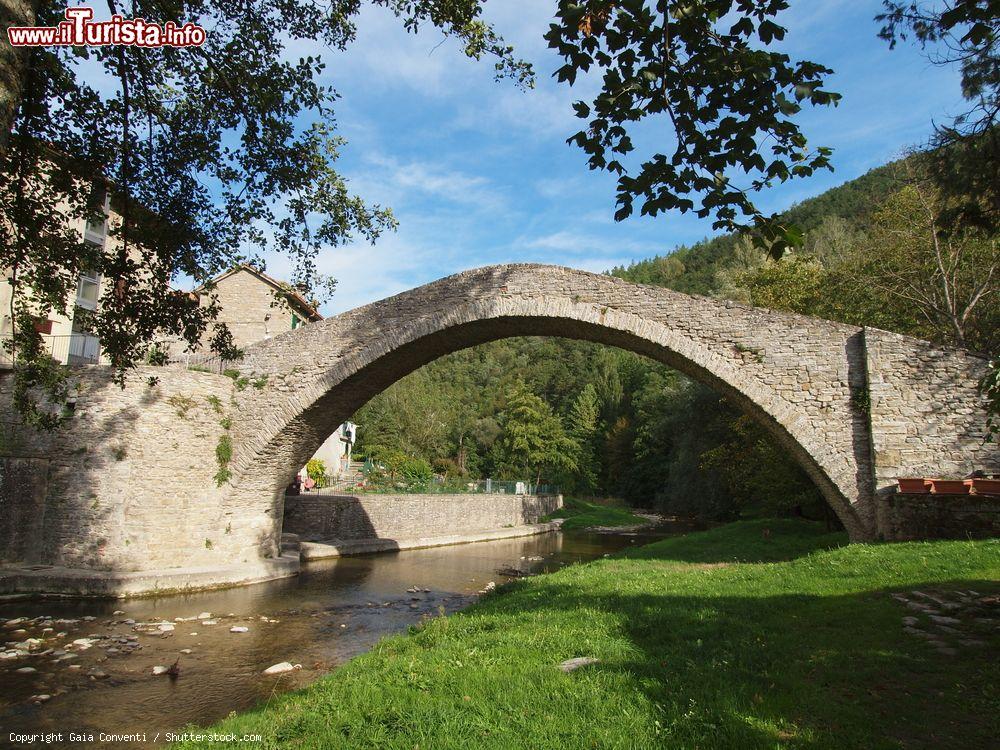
[{"xmin": 220, "ymin": 264, "xmax": 876, "ymax": 548}]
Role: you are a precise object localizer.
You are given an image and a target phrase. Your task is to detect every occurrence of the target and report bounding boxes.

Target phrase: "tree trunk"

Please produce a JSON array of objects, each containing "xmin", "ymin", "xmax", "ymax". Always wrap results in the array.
[{"xmin": 0, "ymin": 0, "xmax": 40, "ymax": 155}]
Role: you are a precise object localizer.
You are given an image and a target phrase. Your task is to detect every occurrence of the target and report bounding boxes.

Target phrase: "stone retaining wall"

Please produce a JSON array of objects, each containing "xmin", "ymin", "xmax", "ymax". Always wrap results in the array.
[
  {"xmin": 876, "ymin": 493, "xmax": 1000, "ymax": 541},
  {"xmin": 282, "ymin": 492, "xmax": 563, "ymax": 542},
  {"xmin": 864, "ymin": 328, "xmax": 997, "ymax": 495}
]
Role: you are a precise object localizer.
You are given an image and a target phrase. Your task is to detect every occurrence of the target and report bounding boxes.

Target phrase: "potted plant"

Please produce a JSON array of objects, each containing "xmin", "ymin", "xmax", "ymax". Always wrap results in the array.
[
  {"xmin": 927, "ymin": 478, "xmax": 970, "ymax": 495},
  {"xmin": 964, "ymin": 478, "xmax": 1000, "ymax": 495},
  {"xmin": 897, "ymin": 478, "xmax": 930, "ymax": 493}
]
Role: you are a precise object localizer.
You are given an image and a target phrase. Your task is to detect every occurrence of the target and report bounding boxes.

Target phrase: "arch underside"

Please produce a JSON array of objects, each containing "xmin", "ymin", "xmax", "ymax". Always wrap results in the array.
[{"xmin": 226, "ymin": 298, "xmax": 870, "ymax": 540}]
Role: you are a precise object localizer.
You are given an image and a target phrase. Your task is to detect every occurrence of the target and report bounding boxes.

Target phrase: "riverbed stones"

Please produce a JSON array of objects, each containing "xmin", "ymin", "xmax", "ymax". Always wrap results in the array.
[
  {"xmin": 16, "ymin": 666, "xmax": 37, "ymax": 674},
  {"xmin": 229, "ymin": 626, "xmax": 249, "ymax": 633},
  {"xmin": 152, "ymin": 665, "xmax": 169, "ymax": 675}
]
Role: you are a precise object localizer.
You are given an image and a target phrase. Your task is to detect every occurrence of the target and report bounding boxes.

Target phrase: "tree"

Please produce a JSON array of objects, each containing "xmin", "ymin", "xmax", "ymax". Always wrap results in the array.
[
  {"xmin": 546, "ymin": 0, "xmax": 841, "ymax": 255},
  {"xmin": 567, "ymin": 383, "xmax": 601, "ymax": 494},
  {"xmin": 699, "ymin": 413, "xmax": 827, "ymax": 521},
  {"xmin": 877, "ymin": 1, "xmax": 1000, "ymax": 233},
  {"xmin": 0, "ymin": 0, "xmax": 532, "ymax": 424},
  {"xmin": 803, "ymin": 215, "xmax": 867, "ymax": 267},
  {"xmin": 712, "ymin": 234, "xmax": 767, "ymax": 304},
  {"xmin": 855, "ymin": 171, "xmax": 998, "ymax": 351},
  {"xmin": 731, "ymin": 252, "xmax": 831, "ymax": 317},
  {"xmin": 493, "ymin": 381, "xmax": 577, "ymax": 485}
]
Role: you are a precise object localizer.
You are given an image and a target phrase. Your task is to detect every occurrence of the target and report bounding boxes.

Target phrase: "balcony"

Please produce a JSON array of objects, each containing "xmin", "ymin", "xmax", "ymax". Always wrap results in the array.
[{"xmin": 0, "ymin": 333, "xmax": 102, "ymax": 368}]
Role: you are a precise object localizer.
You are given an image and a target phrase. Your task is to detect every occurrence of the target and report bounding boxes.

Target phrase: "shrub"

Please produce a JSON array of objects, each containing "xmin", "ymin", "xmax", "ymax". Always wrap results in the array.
[{"xmin": 306, "ymin": 458, "xmax": 328, "ymax": 487}]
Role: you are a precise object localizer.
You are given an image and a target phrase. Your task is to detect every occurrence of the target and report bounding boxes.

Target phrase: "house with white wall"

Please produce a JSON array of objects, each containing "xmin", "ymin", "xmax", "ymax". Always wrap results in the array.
[{"xmin": 1, "ymin": 193, "xmax": 112, "ymax": 367}]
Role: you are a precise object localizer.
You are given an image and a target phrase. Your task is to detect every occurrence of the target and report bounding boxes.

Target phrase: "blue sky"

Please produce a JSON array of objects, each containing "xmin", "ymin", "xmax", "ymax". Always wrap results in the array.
[{"xmin": 260, "ymin": 0, "xmax": 967, "ymax": 315}]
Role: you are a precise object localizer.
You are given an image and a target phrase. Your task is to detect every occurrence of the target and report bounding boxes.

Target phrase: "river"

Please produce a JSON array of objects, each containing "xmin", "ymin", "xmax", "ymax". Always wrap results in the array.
[{"xmin": 0, "ymin": 522, "xmax": 696, "ymax": 747}]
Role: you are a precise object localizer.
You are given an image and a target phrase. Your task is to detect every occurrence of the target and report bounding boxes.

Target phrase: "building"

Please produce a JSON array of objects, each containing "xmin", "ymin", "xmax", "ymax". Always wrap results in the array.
[
  {"xmin": 180, "ymin": 265, "xmax": 355, "ymax": 483},
  {"xmin": 310, "ymin": 421, "xmax": 357, "ymax": 480},
  {"xmin": 181, "ymin": 264, "xmax": 324, "ymax": 354},
  {"xmin": 0, "ymin": 194, "xmax": 112, "ymax": 367}
]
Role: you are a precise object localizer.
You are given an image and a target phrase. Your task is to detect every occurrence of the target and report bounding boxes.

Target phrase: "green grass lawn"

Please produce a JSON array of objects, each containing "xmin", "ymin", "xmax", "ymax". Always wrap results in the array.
[
  {"xmin": 543, "ymin": 496, "xmax": 650, "ymax": 530},
  {"xmin": 176, "ymin": 519, "xmax": 999, "ymax": 749}
]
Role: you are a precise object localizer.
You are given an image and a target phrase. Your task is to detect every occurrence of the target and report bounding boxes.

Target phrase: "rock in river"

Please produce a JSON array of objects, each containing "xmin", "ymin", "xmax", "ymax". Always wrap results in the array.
[{"xmin": 263, "ymin": 662, "xmax": 300, "ymax": 675}]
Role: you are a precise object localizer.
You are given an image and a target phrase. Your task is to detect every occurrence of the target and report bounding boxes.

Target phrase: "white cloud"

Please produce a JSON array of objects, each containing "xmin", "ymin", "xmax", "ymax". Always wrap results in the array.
[
  {"xmin": 523, "ymin": 230, "xmax": 659, "ymax": 258},
  {"xmin": 360, "ymin": 154, "xmax": 506, "ymax": 211}
]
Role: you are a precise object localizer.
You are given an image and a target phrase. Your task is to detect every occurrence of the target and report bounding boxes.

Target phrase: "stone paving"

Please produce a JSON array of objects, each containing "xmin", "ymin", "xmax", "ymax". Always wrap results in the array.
[{"xmin": 892, "ymin": 589, "xmax": 997, "ymax": 656}]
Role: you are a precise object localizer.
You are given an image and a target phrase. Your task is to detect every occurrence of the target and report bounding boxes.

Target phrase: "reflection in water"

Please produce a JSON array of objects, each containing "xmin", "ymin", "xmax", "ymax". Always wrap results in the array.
[{"xmin": 0, "ymin": 524, "xmax": 693, "ymax": 747}]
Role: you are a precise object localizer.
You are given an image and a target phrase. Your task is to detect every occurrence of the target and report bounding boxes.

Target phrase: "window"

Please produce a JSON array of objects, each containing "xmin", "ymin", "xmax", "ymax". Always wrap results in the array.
[
  {"xmin": 76, "ymin": 265, "xmax": 101, "ymax": 311},
  {"xmin": 84, "ymin": 215, "xmax": 107, "ymax": 245},
  {"xmin": 291, "ymin": 313, "xmax": 300, "ymax": 330},
  {"xmin": 84, "ymin": 187, "xmax": 110, "ymax": 245}
]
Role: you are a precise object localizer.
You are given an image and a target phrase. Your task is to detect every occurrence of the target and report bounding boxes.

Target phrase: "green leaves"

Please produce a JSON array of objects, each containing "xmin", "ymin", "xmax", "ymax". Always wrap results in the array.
[
  {"xmin": 1, "ymin": 0, "xmax": 532, "ymax": 423},
  {"xmin": 876, "ymin": 1, "xmax": 999, "ymax": 238},
  {"xmin": 545, "ymin": 0, "xmax": 840, "ymax": 257},
  {"xmin": 493, "ymin": 381, "xmax": 578, "ymax": 483}
]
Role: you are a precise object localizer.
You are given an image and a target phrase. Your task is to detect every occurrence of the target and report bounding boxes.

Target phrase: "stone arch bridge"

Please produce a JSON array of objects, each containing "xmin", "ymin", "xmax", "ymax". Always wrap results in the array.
[{"xmin": 0, "ymin": 265, "xmax": 996, "ymax": 595}]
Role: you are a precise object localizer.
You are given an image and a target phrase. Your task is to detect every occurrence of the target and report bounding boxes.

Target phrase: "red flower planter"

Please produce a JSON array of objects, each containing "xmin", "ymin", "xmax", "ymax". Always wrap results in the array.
[
  {"xmin": 897, "ymin": 478, "xmax": 930, "ymax": 494},
  {"xmin": 965, "ymin": 478, "xmax": 1000, "ymax": 496},
  {"xmin": 927, "ymin": 479, "xmax": 970, "ymax": 495}
]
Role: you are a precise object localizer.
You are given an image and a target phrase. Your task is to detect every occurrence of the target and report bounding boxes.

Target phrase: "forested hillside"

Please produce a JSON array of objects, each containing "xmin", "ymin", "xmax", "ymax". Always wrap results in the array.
[{"xmin": 352, "ymin": 157, "xmax": 998, "ymax": 523}]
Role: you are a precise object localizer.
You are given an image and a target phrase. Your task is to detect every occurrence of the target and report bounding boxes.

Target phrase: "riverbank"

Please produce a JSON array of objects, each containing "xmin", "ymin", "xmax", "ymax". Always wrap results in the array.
[
  {"xmin": 542, "ymin": 496, "xmax": 651, "ymax": 530},
  {"xmin": 1, "ymin": 528, "xmax": 656, "ymax": 745},
  {"xmin": 175, "ymin": 519, "xmax": 999, "ymax": 749}
]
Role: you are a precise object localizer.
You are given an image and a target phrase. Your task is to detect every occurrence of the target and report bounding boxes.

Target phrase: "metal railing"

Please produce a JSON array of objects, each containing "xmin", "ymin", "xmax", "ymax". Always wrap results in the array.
[
  {"xmin": 175, "ymin": 351, "xmax": 231, "ymax": 374},
  {"xmin": 0, "ymin": 333, "xmax": 101, "ymax": 367},
  {"xmin": 302, "ymin": 478, "xmax": 560, "ymax": 496}
]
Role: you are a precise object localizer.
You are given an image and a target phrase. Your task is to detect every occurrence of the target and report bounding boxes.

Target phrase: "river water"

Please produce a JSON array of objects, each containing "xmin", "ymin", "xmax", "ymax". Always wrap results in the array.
[{"xmin": 0, "ymin": 523, "xmax": 696, "ymax": 747}]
